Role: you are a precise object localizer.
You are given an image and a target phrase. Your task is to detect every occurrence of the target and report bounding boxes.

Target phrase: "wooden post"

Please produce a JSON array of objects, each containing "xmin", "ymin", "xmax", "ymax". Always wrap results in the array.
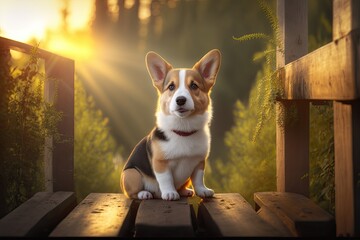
[
  {"xmin": 45, "ymin": 55, "xmax": 75, "ymax": 192},
  {"xmin": 276, "ymin": 0, "xmax": 309, "ymax": 196},
  {"xmin": 44, "ymin": 70, "xmax": 55, "ymax": 192},
  {"xmin": 333, "ymin": 0, "xmax": 360, "ymax": 236}
]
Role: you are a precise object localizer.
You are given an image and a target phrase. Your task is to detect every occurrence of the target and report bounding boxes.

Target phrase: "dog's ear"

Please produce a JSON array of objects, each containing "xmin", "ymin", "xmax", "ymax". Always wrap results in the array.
[
  {"xmin": 146, "ymin": 51, "xmax": 173, "ymax": 91},
  {"xmin": 193, "ymin": 49, "xmax": 221, "ymax": 90}
]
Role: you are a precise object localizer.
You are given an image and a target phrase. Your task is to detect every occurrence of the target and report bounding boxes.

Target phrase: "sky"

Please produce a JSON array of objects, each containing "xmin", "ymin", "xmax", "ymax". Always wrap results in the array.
[{"xmin": 0, "ymin": 0, "xmax": 94, "ymax": 43}]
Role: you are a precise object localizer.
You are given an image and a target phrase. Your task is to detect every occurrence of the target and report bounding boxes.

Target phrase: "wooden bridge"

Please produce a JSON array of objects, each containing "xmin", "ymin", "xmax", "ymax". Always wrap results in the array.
[{"xmin": 0, "ymin": 0, "xmax": 359, "ymax": 237}]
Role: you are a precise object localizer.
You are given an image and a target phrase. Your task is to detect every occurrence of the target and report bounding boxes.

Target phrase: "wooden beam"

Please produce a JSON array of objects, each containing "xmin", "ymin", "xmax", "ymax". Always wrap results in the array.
[
  {"xmin": 198, "ymin": 193, "xmax": 284, "ymax": 237},
  {"xmin": 0, "ymin": 36, "xmax": 72, "ymax": 62},
  {"xmin": 45, "ymin": 55, "xmax": 75, "ymax": 192},
  {"xmin": 333, "ymin": 0, "xmax": 360, "ymax": 237},
  {"xmin": 276, "ymin": 0, "xmax": 309, "ymax": 196},
  {"xmin": 278, "ymin": 31, "xmax": 359, "ymax": 101},
  {"xmin": 50, "ymin": 193, "xmax": 135, "ymax": 237},
  {"xmin": 334, "ymin": 101, "xmax": 360, "ymax": 236},
  {"xmin": 333, "ymin": 0, "xmax": 360, "ymax": 40},
  {"xmin": 254, "ymin": 192, "xmax": 335, "ymax": 237},
  {"xmin": 134, "ymin": 198, "xmax": 194, "ymax": 237},
  {"xmin": 0, "ymin": 192, "xmax": 76, "ymax": 237}
]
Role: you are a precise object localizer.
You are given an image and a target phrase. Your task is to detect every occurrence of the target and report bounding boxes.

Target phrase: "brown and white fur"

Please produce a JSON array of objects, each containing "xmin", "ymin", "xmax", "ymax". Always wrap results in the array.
[{"xmin": 121, "ymin": 49, "xmax": 221, "ymax": 200}]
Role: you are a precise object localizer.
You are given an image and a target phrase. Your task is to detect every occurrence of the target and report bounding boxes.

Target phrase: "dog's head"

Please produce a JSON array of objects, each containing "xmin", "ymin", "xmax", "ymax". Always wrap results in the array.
[{"xmin": 146, "ymin": 49, "xmax": 221, "ymax": 118}]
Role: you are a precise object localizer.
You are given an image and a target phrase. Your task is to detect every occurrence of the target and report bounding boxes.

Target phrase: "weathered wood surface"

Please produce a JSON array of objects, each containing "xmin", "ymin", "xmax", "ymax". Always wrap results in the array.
[
  {"xmin": 1, "ymin": 192, "xmax": 338, "ymax": 237},
  {"xmin": 134, "ymin": 197, "xmax": 194, "ymax": 237},
  {"xmin": 254, "ymin": 192, "xmax": 335, "ymax": 237},
  {"xmin": 332, "ymin": 0, "xmax": 360, "ymax": 236},
  {"xmin": 256, "ymin": 205, "xmax": 293, "ymax": 236},
  {"xmin": 50, "ymin": 193, "xmax": 134, "ymax": 237},
  {"xmin": 333, "ymin": 0, "xmax": 360, "ymax": 40},
  {"xmin": 334, "ymin": 100, "xmax": 360, "ymax": 236},
  {"xmin": 45, "ymin": 55, "xmax": 75, "ymax": 192},
  {"xmin": 198, "ymin": 193, "xmax": 285, "ymax": 237},
  {"xmin": 0, "ymin": 192, "xmax": 76, "ymax": 237},
  {"xmin": 278, "ymin": 30, "xmax": 360, "ymax": 101},
  {"xmin": 0, "ymin": 36, "xmax": 71, "ymax": 61},
  {"xmin": 276, "ymin": 0, "xmax": 309, "ymax": 197}
]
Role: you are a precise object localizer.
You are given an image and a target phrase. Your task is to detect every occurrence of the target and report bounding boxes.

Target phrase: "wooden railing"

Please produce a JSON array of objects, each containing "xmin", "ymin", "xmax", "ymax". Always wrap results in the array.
[
  {"xmin": 276, "ymin": 0, "xmax": 359, "ymax": 236},
  {"xmin": 0, "ymin": 36, "xmax": 75, "ymax": 192}
]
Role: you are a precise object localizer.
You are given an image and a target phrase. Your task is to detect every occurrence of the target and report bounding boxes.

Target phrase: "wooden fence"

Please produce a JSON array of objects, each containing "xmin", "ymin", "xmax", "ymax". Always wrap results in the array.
[
  {"xmin": 276, "ymin": 0, "xmax": 359, "ymax": 236},
  {"xmin": 0, "ymin": 36, "xmax": 75, "ymax": 192}
]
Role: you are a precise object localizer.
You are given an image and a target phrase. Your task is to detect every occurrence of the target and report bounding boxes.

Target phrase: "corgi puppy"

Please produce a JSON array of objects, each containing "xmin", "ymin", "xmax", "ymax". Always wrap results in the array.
[{"xmin": 121, "ymin": 49, "xmax": 221, "ymax": 200}]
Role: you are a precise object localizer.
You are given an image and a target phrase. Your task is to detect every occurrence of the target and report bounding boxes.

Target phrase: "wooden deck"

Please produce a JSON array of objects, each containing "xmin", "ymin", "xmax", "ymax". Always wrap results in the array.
[{"xmin": 0, "ymin": 192, "xmax": 334, "ymax": 237}]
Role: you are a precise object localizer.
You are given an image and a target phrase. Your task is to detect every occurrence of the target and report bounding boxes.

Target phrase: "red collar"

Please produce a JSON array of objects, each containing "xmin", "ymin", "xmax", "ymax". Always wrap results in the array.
[{"xmin": 172, "ymin": 130, "xmax": 197, "ymax": 137}]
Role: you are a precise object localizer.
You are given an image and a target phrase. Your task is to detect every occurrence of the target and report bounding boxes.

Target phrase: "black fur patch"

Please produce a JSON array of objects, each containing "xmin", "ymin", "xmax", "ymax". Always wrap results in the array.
[
  {"xmin": 123, "ymin": 128, "xmax": 167, "ymax": 179},
  {"xmin": 153, "ymin": 128, "xmax": 168, "ymax": 141},
  {"xmin": 123, "ymin": 136, "xmax": 155, "ymax": 178}
]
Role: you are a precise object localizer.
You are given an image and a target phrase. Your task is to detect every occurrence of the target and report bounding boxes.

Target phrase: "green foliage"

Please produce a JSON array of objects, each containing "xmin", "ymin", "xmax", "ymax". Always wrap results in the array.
[
  {"xmin": 233, "ymin": 0, "xmax": 283, "ymax": 141},
  {"xmin": 309, "ymin": 103, "xmax": 335, "ymax": 215},
  {"xmin": 0, "ymin": 48, "xmax": 61, "ymax": 217},
  {"xmin": 233, "ymin": 0, "xmax": 282, "ymax": 54},
  {"xmin": 74, "ymin": 78, "xmax": 123, "ymax": 201},
  {"xmin": 208, "ymin": 63, "xmax": 276, "ymax": 205}
]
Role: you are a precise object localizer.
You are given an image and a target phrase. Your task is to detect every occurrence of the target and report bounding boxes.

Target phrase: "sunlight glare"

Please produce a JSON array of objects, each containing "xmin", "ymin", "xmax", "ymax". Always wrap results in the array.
[
  {"xmin": 46, "ymin": 31, "xmax": 94, "ymax": 61},
  {"xmin": 139, "ymin": 0, "xmax": 151, "ymax": 20},
  {"xmin": 0, "ymin": 0, "xmax": 60, "ymax": 42},
  {"xmin": 0, "ymin": 0, "xmax": 94, "ymax": 43}
]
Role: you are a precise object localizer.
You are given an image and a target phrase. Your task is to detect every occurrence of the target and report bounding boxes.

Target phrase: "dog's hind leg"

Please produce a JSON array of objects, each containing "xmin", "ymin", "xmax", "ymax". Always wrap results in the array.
[{"xmin": 121, "ymin": 168, "xmax": 149, "ymax": 199}]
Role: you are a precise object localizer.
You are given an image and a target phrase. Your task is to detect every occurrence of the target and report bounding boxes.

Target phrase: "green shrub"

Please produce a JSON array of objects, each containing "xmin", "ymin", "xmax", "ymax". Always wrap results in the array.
[{"xmin": 0, "ymin": 48, "xmax": 61, "ymax": 217}]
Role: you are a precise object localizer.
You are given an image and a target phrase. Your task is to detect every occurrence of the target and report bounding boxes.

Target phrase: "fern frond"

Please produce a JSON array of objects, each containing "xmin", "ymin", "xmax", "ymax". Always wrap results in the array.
[
  {"xmin": 257, "ymin": 0, "xmax": 278, "ymax": 37},
  {"xmin": 257, "ymin": 0, "xmax": 284, "ymax": 55},
  {"xmin": 252, "ymin": 48, "xmax": 276, "ymax": 62},
  {"xmin": 233, "ymin": 33, "xmax": 271, "ymax": 42}
]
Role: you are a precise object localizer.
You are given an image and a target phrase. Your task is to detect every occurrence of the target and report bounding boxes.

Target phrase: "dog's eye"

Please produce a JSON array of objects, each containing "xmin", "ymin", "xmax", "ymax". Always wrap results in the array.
[
  {"xmin": 190, "ymin": 82, "xmax": 198, "ymax": 90},
  {"xmin": 168, "ymin": 83, "xmax": 175, "ymax": 91}
]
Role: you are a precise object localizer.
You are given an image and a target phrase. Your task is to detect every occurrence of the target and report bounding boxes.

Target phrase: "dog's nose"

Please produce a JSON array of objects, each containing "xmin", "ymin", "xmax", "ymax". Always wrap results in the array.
[{"xmin": 176, "ymin": 96, "xmax": 186, "ymax": 106}]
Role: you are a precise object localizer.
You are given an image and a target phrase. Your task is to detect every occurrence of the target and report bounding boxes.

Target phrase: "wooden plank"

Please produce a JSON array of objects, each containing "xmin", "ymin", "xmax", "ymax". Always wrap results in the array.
[
  {"xmin": 198, "ymin": 193, "xmax": 284, "ymax": 237},
  {"xmin": 45, "ymin": 55, "xmax": 74, "ymax": 192},
  {"xmin": 333, "ymin": 0, "xmax": 360, "ymax": 236},
  {"xmin": 254, "ymin": 192, "xmax": 335, "ymax": 237},
  {"xmin": 276, "ymin": 0, "xmax": 308, "ymax": 66},
  {"xmin": 50, "ymin": 193, "xmax": 134, "ymax": 237},
  {"xmin": 276, "ymin": 0, "xmax": 309, "ymax": 197},
  {"xmin": 135, "ymin": 198, "xmax": 194, "ymax": 237},
  {"xmin": 0, "ymin": 192, "xmax": 76, "ymax": 237},
  {"xmin": 278, "ymin": 31, "xmax": 359, "ymax": 101},
  {"xmin": 333, "ymin": 0, "xmax": 360, "ymax": 40},
  {"xmin": 276, "ymin": 101, "xmax": 309, "ymax": 195},
  {"xmin": 0, "ymin": 36, "xmax": 72, "ymax": 62},
  {"xmin": 256, "ymin": 206, "xmax": 294, "ymax": 237},
  {"xmin": 334, "ymin": 101, "xmax": 360, "ymax": 236}
]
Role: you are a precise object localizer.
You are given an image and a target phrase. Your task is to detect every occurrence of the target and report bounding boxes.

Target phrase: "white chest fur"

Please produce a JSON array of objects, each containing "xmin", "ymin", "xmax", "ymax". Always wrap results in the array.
[
  {"xmin": 159, "ymin": 129, "xmax": 210, "ymax": 159},
  {"xmin": 156, "ymin": 111, "xmax": 211, "ymax": 189}
]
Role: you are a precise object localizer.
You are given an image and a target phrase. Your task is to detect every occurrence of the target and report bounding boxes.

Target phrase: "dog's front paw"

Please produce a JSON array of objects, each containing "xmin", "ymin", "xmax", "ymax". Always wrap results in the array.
[
  {"xmin": 161, "ymin": 191, "xmax": 180, "ymax": 201},
  {"xmin": 138, "ymin": 191, "xmax": 153, "ymax": 200},
  {"xmin": 178, "ymin": 188, "xmax": 194, "ymax": 197},
  {"xmin": 195, "ymin": 187, "xmax": 214, "ymax": 198}
]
